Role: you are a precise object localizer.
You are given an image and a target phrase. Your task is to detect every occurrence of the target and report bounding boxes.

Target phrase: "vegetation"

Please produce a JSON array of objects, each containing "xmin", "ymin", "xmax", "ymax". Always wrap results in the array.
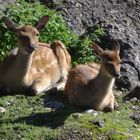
[
  {"xmin": 0, "ymin": 92, "xmax": 140, "ymax": 139},
  {"xmin": 0, "ymin": 0, "xmax": 139, "ymax": 140},
  {"xmin": 0, "ymin": 0, "xmax": 104, "ymax": 64}
]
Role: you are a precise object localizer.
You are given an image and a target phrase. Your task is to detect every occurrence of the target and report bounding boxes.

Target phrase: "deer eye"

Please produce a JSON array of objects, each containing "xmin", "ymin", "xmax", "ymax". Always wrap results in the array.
[
  {"xmin": 106, "ymin": 61, "xmax": 114, "ymax": 67},
  {"xmin": 36, "ymin": 33, "xmax": 39, "ymax": 36},
  {"xmin": 103, "ymin": 55, "xmax": 113, "ymax": 62}
]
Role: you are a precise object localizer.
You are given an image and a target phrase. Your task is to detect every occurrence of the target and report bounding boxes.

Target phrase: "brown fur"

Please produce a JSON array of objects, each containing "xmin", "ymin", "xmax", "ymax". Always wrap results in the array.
[
  {"xmin": 0, "ymin": 16, "xmax": 71, "ymax": 95},
  {"xmin": 64, "ymin": 42, "xmax": 121, "ymax": 111}
]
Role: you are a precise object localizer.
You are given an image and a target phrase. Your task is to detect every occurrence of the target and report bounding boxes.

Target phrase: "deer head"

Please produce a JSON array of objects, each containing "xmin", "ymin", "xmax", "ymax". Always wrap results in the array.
[
  {"xmin": 92, "ymin": 41, "xmax": 121, "ymax": 78},
  {"xmin": 2, "ymin": 16, "xmax": 49, "ymax": 55}
]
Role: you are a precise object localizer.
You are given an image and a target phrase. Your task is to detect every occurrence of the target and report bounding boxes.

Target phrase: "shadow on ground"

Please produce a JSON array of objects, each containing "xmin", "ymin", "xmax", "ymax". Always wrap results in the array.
[{"xmin": 5, "ymin": 91, "xmax": 87, "ymax": 129}]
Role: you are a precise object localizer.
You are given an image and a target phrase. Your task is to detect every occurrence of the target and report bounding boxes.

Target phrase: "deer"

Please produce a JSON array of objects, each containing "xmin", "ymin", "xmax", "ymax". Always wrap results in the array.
[
  {"xmin": 0, "ymin": 16, "xmax": 71, "ymax": 96},
  {"xmin": 64, "ymin": 41, "xmax": 121, "ymax": 112}
]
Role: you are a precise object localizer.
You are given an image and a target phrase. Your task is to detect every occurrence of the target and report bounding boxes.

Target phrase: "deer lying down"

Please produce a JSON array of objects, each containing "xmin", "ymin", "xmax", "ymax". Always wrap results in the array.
[
  {"xmin": 64, "ymin": 41, "xmax": 121, "ymax": 111},
  {"xmin": 0, "ymin": 16, "xmax": 71, "ymax": 96}
]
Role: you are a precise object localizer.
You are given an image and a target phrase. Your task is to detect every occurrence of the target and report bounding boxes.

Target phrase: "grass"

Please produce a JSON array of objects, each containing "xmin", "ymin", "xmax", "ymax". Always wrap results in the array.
[{"xmin": 0, "ymin": 92, "xmax": 140, "ymax": 140}]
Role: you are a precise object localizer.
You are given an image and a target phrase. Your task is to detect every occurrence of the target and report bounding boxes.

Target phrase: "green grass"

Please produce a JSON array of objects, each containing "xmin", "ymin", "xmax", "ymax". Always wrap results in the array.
[{"xmin": 0, "ymin": 92, "xmax": 140, "ymax": 140}]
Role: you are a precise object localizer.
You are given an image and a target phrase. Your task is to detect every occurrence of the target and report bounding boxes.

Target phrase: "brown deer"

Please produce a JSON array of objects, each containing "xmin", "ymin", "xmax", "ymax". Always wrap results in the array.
[
  {"xmin": 0, "ymin": 16, "xmax": 71, "ymax": 96},
  {"xmin": 64, "ymin": 41, "xmax": 121, "ymax": 111}
]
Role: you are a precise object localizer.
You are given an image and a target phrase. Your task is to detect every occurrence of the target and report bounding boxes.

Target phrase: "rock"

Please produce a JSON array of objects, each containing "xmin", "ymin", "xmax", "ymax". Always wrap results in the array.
[
  {"xmin": 72, "ymin": 113, "xmax": 82, "ymax": 119},
  {"xmin": 130, "ymin": 112, "xmax": 140, "ymax": 124},
  {"xmin": 0, "ymin": 0, "xmax": 16, "ymax": 3},
  {"xmin": 131, "ymin": 105, "xmax": 140, "ymax": 110},
  {"xmin": 44, "ymin": 101, "xmax": 65, "ymax": 111},
  {"xmin": 124, "ymin": 86, "xmax": 140, "ymax": 100},
  {"xmin": 41, "ymin": 0, "xmax": 140, "ymax": 92},
  {"xmin": 127, "ymin": 137, "xmax": 137, "ymax": 140},
  {"xmin": 0, "ymin": 0, "xmax": 17, "ymax": 19},
  {"xmin": 0, "ymin": 0, "xmax": 17, "ymax": 9},
  {"xmin": 129, "ymin": 97, "xmax": 138, "ymax": 102},
  {"xmin": 85, "ymin": 109, "xmax": 99, "ymax": 116},
  {"xmin": 0, "ymin": 106, "xmax": 6, "ymax": 113},
  {"xmin": 91, "ymin": 120, "xmax": 104, "ymax": 128}
]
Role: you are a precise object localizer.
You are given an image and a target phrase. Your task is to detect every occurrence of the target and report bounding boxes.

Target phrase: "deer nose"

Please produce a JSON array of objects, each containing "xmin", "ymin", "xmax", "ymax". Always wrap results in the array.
[
  {"xmin": 114, "ymin": 72, "xmax": 120, "ymax": 78},
  {"xmin": 28, "ymin": 44, "xmax": 36, "ymax": 53},
  {"xmin": 30, "ymin": 44, "xmax": 36, "ymax": 50}
]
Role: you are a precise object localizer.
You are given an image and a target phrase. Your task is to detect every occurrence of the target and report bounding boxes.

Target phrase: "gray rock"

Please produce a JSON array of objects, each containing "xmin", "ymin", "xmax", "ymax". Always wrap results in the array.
[
  {"xmin": 91, "ymin": 120, "xmax": 104, "ymax": 128},
  {"xmin": 85, "ymin": 109, "xmax": 99, "ymax": 116},
  {"xmin": 41, "ymin": 0, "xmax": 140, "ymax": 92},
  {"xmin": 130, "ymin": 112, "xmax": 140, "ymax": 124},
  {"xmin": 0, "ymin": 106, "xmax": 6, "ymax": 113},
  {"xmin": 0, "ymin": 0, "xmax": 16, "ymax": 3},
  {"xmin": 0, "ymin": 0, "xmax": 17, "ymax": 16},
  {"xmin": 124, "ymin": 85, "xmax": 140, "ymax": 100},
  {"xmin": 72, "ymin": 113, "xmax": 82, "ymax": 119},
  {"xmin": 44, "ymin": 101, "xmax": 65, "ymax": 111}
]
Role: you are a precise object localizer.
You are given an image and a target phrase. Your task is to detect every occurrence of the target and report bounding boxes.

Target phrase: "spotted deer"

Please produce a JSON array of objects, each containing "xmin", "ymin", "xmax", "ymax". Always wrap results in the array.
[
  {"xmin": 64, "ymin": 41, "xmax": 121, "ymax": 111},
  {"xmin": 0, "ymin": 16, "xmax": 71, "ymax": 96}
]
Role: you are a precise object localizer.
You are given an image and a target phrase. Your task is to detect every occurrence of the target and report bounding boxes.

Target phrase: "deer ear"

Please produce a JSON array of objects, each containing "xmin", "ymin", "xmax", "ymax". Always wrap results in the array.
[
  {"xmin": 2, "ymin": 16, "xmax": 18, "ymax": 32},
  {"xmin": 112, "ymin": 40, "xmax": 120, "ymax": 54},
  {"xmin": 35, "ymin": 15, "xmax": 49, "ymax": 31},
  {"xmin": 92, "ymin": 43, "xmax": 104, "ymax": 56}
]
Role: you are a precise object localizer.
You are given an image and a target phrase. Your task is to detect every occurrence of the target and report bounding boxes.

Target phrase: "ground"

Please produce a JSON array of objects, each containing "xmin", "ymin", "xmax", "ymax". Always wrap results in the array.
[{"xmin": 0, "ymin": 91, "xmax": 140, "ymax": 140}]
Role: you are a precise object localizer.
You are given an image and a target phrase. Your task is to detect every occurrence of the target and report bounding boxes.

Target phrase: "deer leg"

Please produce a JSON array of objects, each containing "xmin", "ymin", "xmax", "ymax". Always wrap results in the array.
[
  {"xmin": 45, "ymin": 78, "xmax": 67, "ymax": 96},
  {"xmin": 114, "ymin": 100, "xmax": 119, "ymax": 110},
  {"xmin": 28, "ymin": 77, "xmax": 52, "ymax": 96},
  {"xmin": 54, "ymin": 78, "xmax": 67, "ymax": 91},
  {"xmin": 104, "ymin": 94, "xmax": 116, "ymax": 112}
]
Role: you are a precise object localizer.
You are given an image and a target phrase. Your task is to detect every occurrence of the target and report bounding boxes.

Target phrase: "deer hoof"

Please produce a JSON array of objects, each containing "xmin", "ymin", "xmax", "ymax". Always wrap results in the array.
[
  {"xmin": 114, "ymin": 101, "xmax": 119, "ymax": 110},
  {"xmin": 104, "ymin": 106, "xmax": 114, "ymax": 112},
  {"xmin": 26, "ymin": 87, "xmax": 38, "ymax": 96}
]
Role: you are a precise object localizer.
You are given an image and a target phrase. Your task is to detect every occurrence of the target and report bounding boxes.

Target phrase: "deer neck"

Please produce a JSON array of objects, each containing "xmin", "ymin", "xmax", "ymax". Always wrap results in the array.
[
  {"xmin": 91, "ymin": 63, "xmax": 115, "ymax": 96},
  {"xmin": 15, "ymin": 49, "xmax": 34, "ymax": 80}
]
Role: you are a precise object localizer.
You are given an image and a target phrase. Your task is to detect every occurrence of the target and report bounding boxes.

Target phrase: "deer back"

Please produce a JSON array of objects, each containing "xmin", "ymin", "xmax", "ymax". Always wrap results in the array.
[{"xmin": 29, "ymin": 41, "xmax": 71, "ymax": 84}]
